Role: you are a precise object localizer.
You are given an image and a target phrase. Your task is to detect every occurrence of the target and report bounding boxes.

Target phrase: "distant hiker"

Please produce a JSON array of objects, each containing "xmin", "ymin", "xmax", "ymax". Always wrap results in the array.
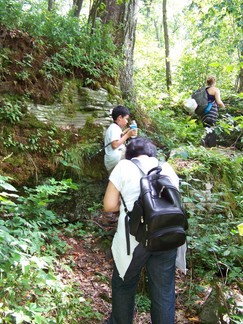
[
  {"xmin": 104, "ymin": 105, "xmax": 137, "ymax": 173},
  {"xmin": 201, "ymin": 76, "xmax": 225, "ymax": 147},
  {"xmin": 103, "ymin": 137, "xmax": 187, "ymax": 324}
]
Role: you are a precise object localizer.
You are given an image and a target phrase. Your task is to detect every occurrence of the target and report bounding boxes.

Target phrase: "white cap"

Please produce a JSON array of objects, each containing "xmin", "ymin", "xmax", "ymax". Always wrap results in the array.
[{"xmin": 183, "ymin": 98, "xmax": 198, "ymax": 114}]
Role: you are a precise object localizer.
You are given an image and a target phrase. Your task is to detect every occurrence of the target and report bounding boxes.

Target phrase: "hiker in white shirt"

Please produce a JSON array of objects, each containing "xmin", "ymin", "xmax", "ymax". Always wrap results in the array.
[
  {"xmin": 103, "ymin": 137, "xmax": 187, "ymax": 324},
  {"xmin": 104, "ymin": 105, "xmax": 137, "ymax": 173}
]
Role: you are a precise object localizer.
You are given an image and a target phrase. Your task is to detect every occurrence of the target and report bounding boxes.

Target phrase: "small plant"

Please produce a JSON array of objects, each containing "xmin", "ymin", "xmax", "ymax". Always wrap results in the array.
[
  {"xmin": 135, "ymin": 294, "xmax": 151, "ymax": 313},
  {"xmin": 216, "ymin": 113, "xmax": 243, "ymax": 149},
  {"xmin": 0, "ymin": 99, "xmax": 23, "ymax": 124},
  {"xmin": 15, "ymin": 70, "xmax": 31, "ymax": 80},
  {"xmin": 63, "ymin": 222, "xmax": 87, "ymax": 238}
]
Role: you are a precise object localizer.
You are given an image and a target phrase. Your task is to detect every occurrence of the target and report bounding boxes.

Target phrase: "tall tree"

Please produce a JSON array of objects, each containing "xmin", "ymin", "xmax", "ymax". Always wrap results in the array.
[
  {"xmin": 162, "ymin": 0, "xmax": 172, "ymax": 91},
  {"xmin": 48, "ymin": 0, "xmax": 55, "ymax": 11},
  {"xmin": 88, "ymin": 0, "xmax": 139, "ymax": 101},
  {"xmin": 72, "ymin": 0, "xmax": 83, "ymax": 17},
  {"xmin": 238, "ymin": 53, "xmax": 243, "ymax": 93}
]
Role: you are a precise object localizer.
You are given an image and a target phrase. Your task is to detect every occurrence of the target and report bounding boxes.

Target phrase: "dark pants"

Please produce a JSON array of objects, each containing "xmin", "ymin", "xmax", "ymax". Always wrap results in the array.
[
  {"xmin": 203, "ymin": 129, "xmax": 217, "ymax": 147},
  {"xmin": 106, "ymin": 244, "xmax": 177, "ymax": 324}
]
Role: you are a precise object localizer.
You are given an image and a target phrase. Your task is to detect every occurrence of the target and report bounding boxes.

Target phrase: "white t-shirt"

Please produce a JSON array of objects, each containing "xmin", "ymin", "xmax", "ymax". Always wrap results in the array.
[
  {"xmin": 104, "ymin": 123, "xmax": 125, "ymax": 172},
  {"xmin": 109, "ymin": 156, "xmax": 186, "ymax": 279}
]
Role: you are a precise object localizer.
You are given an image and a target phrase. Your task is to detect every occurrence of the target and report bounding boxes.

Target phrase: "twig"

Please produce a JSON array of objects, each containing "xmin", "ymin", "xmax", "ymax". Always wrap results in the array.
[
  {"xmin": 1, "ymin": 152, "xmax": 13, "ymax": 163},
  {"xmin": 27, "ymin": 153, "xmax": 38, "ymax": 183}
]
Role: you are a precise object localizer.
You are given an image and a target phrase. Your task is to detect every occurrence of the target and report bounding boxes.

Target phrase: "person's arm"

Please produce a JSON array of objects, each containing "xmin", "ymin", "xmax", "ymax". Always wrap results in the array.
[
  {"xmin": 103, "ymin": 181, "xmax": 120, "ymax": 212},
  {"xmin": 111, "ymin": 128, "xmax": 136, "ymax": 149},
  {"xmin": 214, "ymin": 88, "xmax": 225, "ymax": 108}
]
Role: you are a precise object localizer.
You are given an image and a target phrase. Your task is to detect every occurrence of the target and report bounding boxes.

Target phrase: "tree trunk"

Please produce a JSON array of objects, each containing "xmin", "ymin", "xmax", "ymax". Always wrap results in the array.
[
  {"xmin": 88, "ymin": 0, "xmax": 138, "ymax": 101},
  {"xmin": 48, "ymin": 0, "xmax": 55, "ymax": 11},
  {"xmin": 119, "ymin": 0, "xmax": 138, "ymax": 100},
  {"xmin": 72, "ymin": 0, "xmax": 83, "ymax": 17},
  {"xmin": 238, "ymin": 68, "xmax": 243, "ymax": 93},
  {"xmin": 162, "ymin": 0, "xmax": 172, "ymax": 91},
  {"xmin": 237, "ymin": 50, "xmax": 243, "ymax": 93},
  {"xmin": 154, "ymin": 20, "xmax": 163, "ymax": 47}
]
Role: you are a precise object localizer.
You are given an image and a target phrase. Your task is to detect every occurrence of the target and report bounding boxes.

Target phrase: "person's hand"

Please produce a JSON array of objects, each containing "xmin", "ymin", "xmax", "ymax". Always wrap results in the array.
[
  {"xmin": 127, "ymin": 128, "xmax": 137, "ymax": 138},
  {"xmin": 122, "ymin": 128, "xmax": 130, "ymax": 135}
]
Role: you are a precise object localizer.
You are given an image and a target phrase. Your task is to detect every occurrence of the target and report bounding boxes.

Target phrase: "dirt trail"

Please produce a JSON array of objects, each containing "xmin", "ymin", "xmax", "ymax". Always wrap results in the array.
[{"xmin": 60, "ymin": 233, "xmax": 192, "ymax": 323}]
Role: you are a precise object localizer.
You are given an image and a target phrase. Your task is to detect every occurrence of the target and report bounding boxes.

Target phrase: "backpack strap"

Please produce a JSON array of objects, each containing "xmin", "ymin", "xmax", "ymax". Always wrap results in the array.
[
  {"xmin": 131, "ymin": 158, "xmax": 146, "ymax": 174},
  {"xmin": 131, "ymin": 158, "xmax": 163, "ymax": 175},
  {"xmin": 120, "ymin": 194, "xmax": 131, "ymax": 255},
  {"xmin": 90, "ymin": 141, "xmax": 112, "ymax": 159}
]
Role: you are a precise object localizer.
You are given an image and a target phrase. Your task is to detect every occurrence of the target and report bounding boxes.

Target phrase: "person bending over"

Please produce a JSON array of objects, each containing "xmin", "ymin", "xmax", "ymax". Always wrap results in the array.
[{"xmin": 103, "ymin": 137, "xmax": 186, "ymax": 324}]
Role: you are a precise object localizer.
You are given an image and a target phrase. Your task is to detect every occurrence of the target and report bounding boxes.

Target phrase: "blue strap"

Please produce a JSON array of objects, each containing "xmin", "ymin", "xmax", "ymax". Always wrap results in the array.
[{"xmin": 204, "ymin": 101, "xmax": 215, "ymax": 114}]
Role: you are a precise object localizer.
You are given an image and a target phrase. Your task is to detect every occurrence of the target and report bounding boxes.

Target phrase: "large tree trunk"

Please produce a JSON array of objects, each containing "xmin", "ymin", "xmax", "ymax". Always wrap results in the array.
[
  {"xmin": 48, "ymin": 0, "xmax": 55, "ymax": 11},
  {"xmin": 237, "ymin": 50, "xmax": 243, "ymax": 93},
  {"xmin": 238, "ymin": 67, "xmax": 243, "ymax": 93},
  {"xmin": 162, "ymin": 0, "xmax": 172, "ymax": 91},
  {"xmin": 119, "ymin": 0, "xmax": 138, "ymax": 100},
  {"xmin": 88, "ymin": 0, "xmax": 138, "ymax": 101},
  {"xmin": 72, "ymin": 0, "xmax": 83, "ymax": 17}
]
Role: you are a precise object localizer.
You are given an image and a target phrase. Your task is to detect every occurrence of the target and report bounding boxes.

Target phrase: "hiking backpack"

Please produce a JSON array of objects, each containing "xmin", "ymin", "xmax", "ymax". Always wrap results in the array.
[
  {"xmin": 191, "ymin": 86, "xmax": 208, "ymax": 116},
  {"xmin": 121, "ymin": 160, "xmax": 188, "ymax": 255}
]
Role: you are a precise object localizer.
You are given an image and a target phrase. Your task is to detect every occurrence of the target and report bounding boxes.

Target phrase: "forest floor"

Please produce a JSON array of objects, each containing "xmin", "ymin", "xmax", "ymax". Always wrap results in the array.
[{"xmin": 59, "ymin": 231, "xmax": 198, "ymax": 324}]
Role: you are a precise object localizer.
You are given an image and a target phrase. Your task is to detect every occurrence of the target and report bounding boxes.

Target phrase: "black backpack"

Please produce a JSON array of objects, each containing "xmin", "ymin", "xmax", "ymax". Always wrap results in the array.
[
  {"xmin": 121, "ymin": 159, "xmax": 188, "ymax": 255},
  {"xmin": 191, "ymin": 86, "xmax": 208, "ymax": 116}
]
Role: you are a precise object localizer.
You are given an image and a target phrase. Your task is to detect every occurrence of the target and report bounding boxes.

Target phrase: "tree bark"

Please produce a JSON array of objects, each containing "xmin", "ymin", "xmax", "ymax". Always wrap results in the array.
[
  {"xmin": 48, "ymin": 0, "xmax": 55, "ymax": 11},
  {"xmin": 119, "ymin": 0, "xmax": 138, "ymax": 100},
  {"xmin": 88, "ymin": 0, "xmax": 138, "ymax": 101},
  {"xmin": 72, "ymin": 0, "xmax": 83, "ymax": 17},
  {"xmin": 162, "ymin": 0, "xmax": 172, "ymax": 91},
  {"xmin": 237, "ymin": 50, "xmax": 243, "ymax": 93}
]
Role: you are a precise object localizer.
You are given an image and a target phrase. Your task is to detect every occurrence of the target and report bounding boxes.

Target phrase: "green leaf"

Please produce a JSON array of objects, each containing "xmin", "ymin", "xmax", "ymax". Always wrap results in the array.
[{"xmin": 0, "ymin": 182, "xmax": 17, "ymax": 192}]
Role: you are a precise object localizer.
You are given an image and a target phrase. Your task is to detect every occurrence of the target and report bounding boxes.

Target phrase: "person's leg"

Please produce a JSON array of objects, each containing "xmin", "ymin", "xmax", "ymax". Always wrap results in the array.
[
  {"xmin": 206, "ymin": 129, "xmax": 216, "ymax": 147},
  {"xmin": 108, "ymin": 264, "xmax": 140, "ymax": 324},
  {"xmin": 108, "ymin": 244, "xmax": 150, "ymax": 324},
  {"xmin": 203, "ymin": 127, "xmax": 216, "ymax": 147},
  {"xmin": 146, "ymin": 249, "xmax": 177, "ymax": 324}
]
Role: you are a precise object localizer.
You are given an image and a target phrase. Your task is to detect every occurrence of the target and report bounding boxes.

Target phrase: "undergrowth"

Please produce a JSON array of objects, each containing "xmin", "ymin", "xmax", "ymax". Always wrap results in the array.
[{"xmin": 0, "ymin": 176, "xmax": 102, "ymax": 323}]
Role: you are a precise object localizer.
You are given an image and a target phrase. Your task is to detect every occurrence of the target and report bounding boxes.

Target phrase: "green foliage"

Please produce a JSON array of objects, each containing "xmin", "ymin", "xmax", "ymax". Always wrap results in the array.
[
  {"xmin": 134, "ymin": 30, "xmax": 167, "ymax": 110},
  {"xmin": 0, "ymin": 176, "xmax": 103, "ymax": 322},
  {"xmin": 0, "ymin": 0, "xmax": 23, "ymax": 28},
  {"xmin": 0, "ymin": 175, "xmax": 19, "ymax": 205},
  {"xmin": 140, "ymin": 107, "xmax": 203, "ymax": 155},
  {"xmin": 0, "ymin": 1, "xmax": 121, "ymax": 90},
  {"xmin": 174, "ymin": 146, "xmax": 243, "ymax": 285},
  {"xmin": 14, "ymin": 178, "xmax": 78, "ymax": 223},
  {"xmin": 63, "ymin": 221, "xmax": 87, "ymax": 238},
  {"xmin": 57, "ymin": 119, "xmax": 107, "ymax": 179},
  {"xmin": 53, "ymin": 21, "xmax": 121, "ymax": 84},
  {"xmin": 61, "ymin": 143, "xmax": 99, "ymax": 176},
  {"xmin": 2, "ymin": 122, "xmax": 67, "ymax": 156},
  {"xmin": 216, "ymin": 113, "xmax": 243, "ymax": 149},
  {"xmin": 135, "ymin": 294, "xmax": 151, "ymax": 313},
  {"xmin": 171, "ymin": 144, "xmax": 243, "ymax": 320},
  {"xmin": 177, "ymin": 0, "xmax": 240, "ymax": 92},
  {"xmin": 0, "ymin": 99, "xmax": 24, "ymax": 124}
]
